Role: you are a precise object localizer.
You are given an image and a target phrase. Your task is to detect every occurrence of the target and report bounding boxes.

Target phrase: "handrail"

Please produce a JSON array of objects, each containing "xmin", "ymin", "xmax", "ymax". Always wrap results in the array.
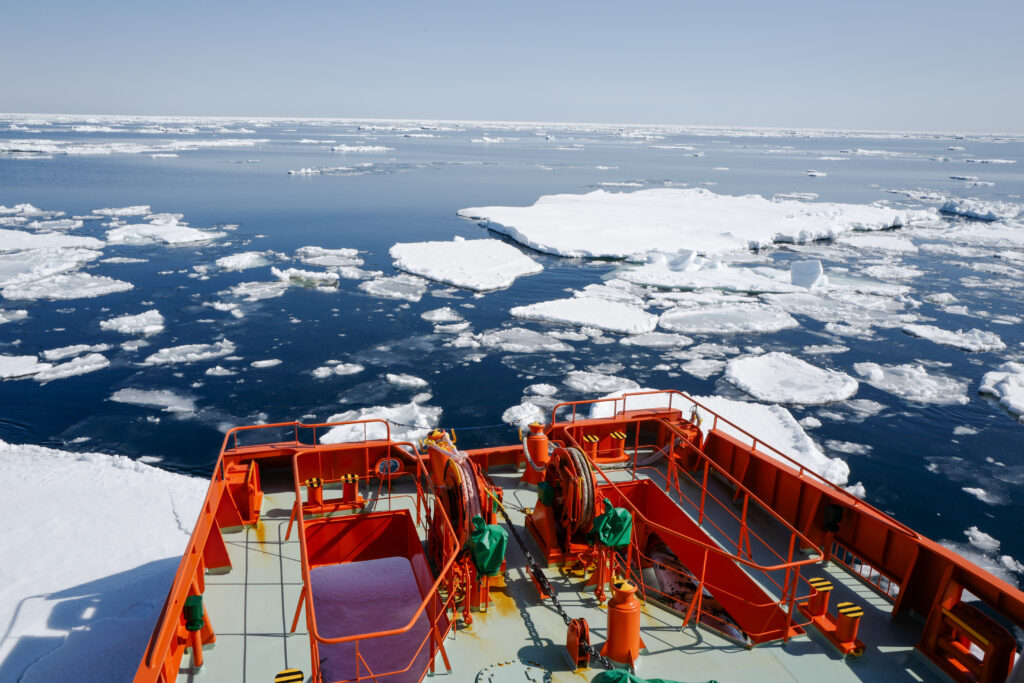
[
  {"xmin": 558, "ymin": 430, "xmax": 822, "ymax": 573},
  {"xmin": 291, "ymin": 446, "xmax": 461, "ymax": 648},
  {"xmin": 551, "ymin": 389, "xmax": 919, "ymax": 540},
  {"xmin": 221, "ymin": 418, "xmax": 395, "ymax": 454}
]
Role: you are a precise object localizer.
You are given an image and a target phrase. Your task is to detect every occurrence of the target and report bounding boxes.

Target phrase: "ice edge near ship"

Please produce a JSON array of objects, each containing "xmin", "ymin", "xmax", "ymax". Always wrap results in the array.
[{"xmin": 133, "ymin": 390, "xmax": 1024, "ymax": 683}]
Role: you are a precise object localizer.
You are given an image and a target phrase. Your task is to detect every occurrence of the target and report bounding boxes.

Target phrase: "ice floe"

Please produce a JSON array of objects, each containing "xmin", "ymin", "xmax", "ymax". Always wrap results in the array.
[
  {"xmin": 358, "ymin": 274, "xmax": 429, "ymax": 302},
  {"xmin": 389, "ymin": 238, "xmax": 542, "ymax": 291},
  {"xmin": 110, "ymin": 388, "xmax": 197, "ymax": 413},
  {"xmin": 42, "ymin": 343, "xmax": 110, "ymax": 361},
  {"xmin": 0, "ymin": 439, "xmax": 204, "ymax": 683},
  {"xmin": 312, "ymin": 362, "xmax": 365, "ymax": 379},
  {"xmin": 979, "ymin": 362, "xmax": 1024, "ymax": 422},
  {"xmin": 387, "ymin": 373, "xmax": 429, "ymax": 388},
  {"xmin": 0, "ymin": 355, "xmax": 51, "ymax": 379},
  {"xmin": 271, "ymin": 266, "xmax": 339, "ymax": 287},
  {"xmin": 502, "ymin": 401, "xmax": 547, "ymax": 429},
  {"xmin": 790, "ymin": 260, "xmax": 828, "ymax": 289},
  {"xmin": 0, "ymin": 248, "xmax": 102, "ymax": 288},
  {"xmin": 853, "ymin": 362, "xmax": 969, "ymax": 405},
  {"xmin": 421, "ymin": 307, "xmax": 464, "ymax": 323},
  {"xmin": 2, "ymin": 272, "xmax": 133, "ymax": 300},
  {"xmin": 143, "ymin": 340, "xmax": 235, "ymax": 365},
  {"xmin": 0, "ymin": 308, "xmax": 28, "ymax": 324},
  {"xmin": 902, "ymin": 324, "xmax": 1005, "ymax": 352},
  {"xmin": 511, "ymin": 298, "xmax": 657, "ymax": 335},
  {"xmin": 0, "ymin": 229, "xmax": 103, "ymax": 252},
  {"xmin": 321, "ymin": 396, "xmax": 440, "ymax": 443},
  {"xmin": 106, "ymin": 216, "xmax": 225, "ymax": 246},
  {"xmin": 616, "ymin": 251, "xmax": 795, "ymax": 293},
  {"xmin": 565, "ymin": 371, "xmax": 639, "ymax": 394},
  {"xmin": 680, "ymin": 358, "xmax": 725, "ymax": 379},
  {"xmin": 619, "ymin": 331, "xmax": 693, "ymax": 348},
  {"xmin": 92, "ymin": 206, "xmax": 151, "ymax": 217},
  {"xmin": 295, "ymin": 246, "xmax": 363, "ymax": 268},
  {"xmin": 725, "ymin": 352, "xmax": 858, "ymax": 404},
  {"xmin": 251, "ymin": 359, "xmax": 282, "ymax": 368},
  {"xmin": 99, "ymin": 310, "xmax": 165, "ymax": 335},
  {"xmin": 475, "ymin": 327, "xmax": 573, "ymax": 353},
  {"xmin": 331, "ymin": 144, "xmax": 394, "ymax": 153},
  {"xmin": 659, "ymin": 304, "xmax": 799, "ymax": 335},
  {"xmin": 458, "ymin": 188, "xmax": 924, "ymax": 259},
  {"xmin": 939, "ymin": 198, "xmax": 1022, "ymax": 222},
  {"xmin": 216, "ymin": 251, "xmax": 273, "ymax": 270},
  {"xmin": 30, "ymin": 353, "xmax": 109, "ymax": 382}
]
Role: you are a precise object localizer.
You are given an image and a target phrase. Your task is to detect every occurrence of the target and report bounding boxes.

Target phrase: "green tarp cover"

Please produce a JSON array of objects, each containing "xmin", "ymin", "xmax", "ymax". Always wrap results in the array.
[
  {"xmin": 468, "ymin": 515, "xmax": 507, "ymax": 577},
  {"xmin": 591, "ymin": 670, "xmax": 717, "ymax": 683},
  {"xmin": 592, "ymin": 498, "xmax": 632, "ymax": 548}
]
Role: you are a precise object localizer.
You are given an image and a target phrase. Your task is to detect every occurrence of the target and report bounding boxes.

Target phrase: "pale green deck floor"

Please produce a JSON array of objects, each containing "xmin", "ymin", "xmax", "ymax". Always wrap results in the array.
[{"xmin": 176, "ymin": 470, "xmax": 953, "ymax": 683}]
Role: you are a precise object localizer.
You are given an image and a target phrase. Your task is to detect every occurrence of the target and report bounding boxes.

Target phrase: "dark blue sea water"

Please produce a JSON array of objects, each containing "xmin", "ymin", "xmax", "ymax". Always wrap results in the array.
[{"xmin": 1, "ymin": 118, "xmax": 1022, "ymax": 576}]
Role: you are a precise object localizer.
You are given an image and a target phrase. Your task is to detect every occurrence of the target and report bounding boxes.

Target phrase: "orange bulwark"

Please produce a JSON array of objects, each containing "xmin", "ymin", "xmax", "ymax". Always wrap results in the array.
[{"xmin": 133, "ymin": 390, "xmax": 1024, "ymax": 683}]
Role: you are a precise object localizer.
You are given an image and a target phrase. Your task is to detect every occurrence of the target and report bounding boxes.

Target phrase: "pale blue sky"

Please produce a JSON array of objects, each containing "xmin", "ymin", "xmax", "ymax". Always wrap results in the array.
[{"xmin": 3, "ymin": 0, "xmax": 1022, "ymax": 132}]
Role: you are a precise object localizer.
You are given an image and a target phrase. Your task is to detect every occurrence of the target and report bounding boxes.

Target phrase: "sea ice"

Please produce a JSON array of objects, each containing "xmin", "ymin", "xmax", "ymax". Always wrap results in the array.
[
  {"xmin": 902, "ymin": 324, "xmax": 1005, "ymax": 352},
  {"xmin": 271, "ymin": 266, "xmax": 340, "ymax": 287},
  {"xmin": 387, "ymin": 373, "xmax": 429, "ymax": 388},
  {"xmin": 725, "ymin": 352, "xmax": 858, "ymax": 404},
  {"xmin": 421, "ymin": 307, "xmax": 464, "ymax": 323},
  {"xmin": 790, "ymin": 260, "xmax": 828, "ymax": 288},
  {"xmin": 659, "ymin": 304, "xmax": 799, "ymax": 335},
  {"xmin": 0, "ymin": 308, "xmax": 28, "ymax": 324},
  {"xmin": 616, "ymin": 251, "xmax": 796, "ymax": 293},
  {"xmin": 853, "ymin": 362, "xmax": 968, "ymax": 405},
  {"xmin": 42, "ymin": 343, "xmax": 110, "ymax": 361},
  {"xmin": 110, "ymin": 388, "xmax": 197, "ymax": 413},
  {"xmin": 837, "ymin": 234, "xmax": 918, "ymax": 253},
  {"xmin": 680, "ymin": 358, "xmax": 725, "ymax": 379},
  {"xmin": 321, "ymin": 397, "xmax": 440, "ymax": 443},
  {"xmin": 295, "ymin": 246, "xmax": 363, "ymax": 268},
  {"xmin": 475, "ymin": 327, "xmax": 573, "ymax": 353},
  {"xmin": 389, "ymin": 239, "xmax": 542, "ymax": 291},
  {"xmin": 99, "ymin": 310, "xmax": 165, "ymax": 335},
  {"xmin": 251, "ymin": 359, "xmax": 282, "ymax": 368},
  {"xmin": 619, "ymin": 332, "xmax": 693, "ymax": 348},
  {"xmin": 32, "ymin": 353, "xmax": 109, "ymax": 382},
  {"xmin": 91, "ymin": 205, "xmax": 151, "ymax": 217},
  {"xmin": 0, "ymin": 440, "xmax": 204, "ymax": 683},
  {"xmin": 939, "ymin": 198, "xmax": 1021, "ymax": 222},
  {"xmin": 589, "ymin": 390, "xmax": 851, "ymax": 485},
  {"xmin": 312, "ymin": 363, "xmax": 365, "ymax": 378},
  {"xmin": 216, "ymin": 251, "xmax": 272, "ymax": 270},
  {"xmin": 0, "ymin": 355, "xmax": 51, "ymax": 379},
  {"xmin": 358, "ymin": 274, "xmax": 429, "ymax": 302},
  {"xmin": 511, "ymin": 298, "xmax": 658, "ymax": 335},
  {"xmin": 2, "ymin": 272, "xmax": 133, "ymax": 300},
  {"xmin": 564, "ymin": 371, "xmax": 639, "ymax": 394},
  {"xmin": 502, "ymin": 401, "xmax": 547, "ymax": 429},
  {"xmin": 106, "ymin": 218, "xmax": 225, "ymax": 245},
  {"xmin": 331, "ymin": 144, "xmax": 394, "ymax": 153},
  {"xmin": 979, "ymin": 362, "xmax": 1024, "ymax": 422},
  {"xmin": 143, "ymin": 340, "xmax": 235, "ymax": 365},
  {"xmin": 458, "ymin": 188, "xmax": 923, "ymax": 259},
  {"xmin": 228, "ymin": 281, "xmax": 290, "ymax": 301},
  {"xmin": 0, "ymin": 229, "xmax": 103, "ymax": 252}
]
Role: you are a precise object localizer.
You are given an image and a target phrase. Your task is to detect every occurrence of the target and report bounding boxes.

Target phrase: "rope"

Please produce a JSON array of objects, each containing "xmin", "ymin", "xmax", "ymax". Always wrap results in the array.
[{"xmin": 485, "ymin": 490, "xmax": 617, "ymax": 671}]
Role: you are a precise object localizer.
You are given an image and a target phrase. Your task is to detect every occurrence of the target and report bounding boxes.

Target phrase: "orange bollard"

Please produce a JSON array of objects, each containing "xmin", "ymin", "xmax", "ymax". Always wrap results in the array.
[
  {"xmin": 305, "ymin": 477, "xmax": 323, "ymax": 506},
  {"xmin": 806, "ymin": 577, "xmax": 833, "ymax": 618},
  {"xmin": 835, "ymin": 602, "xmax": 864, "ymax": 644},
  {"xmin": 601, "ymin": 582, "xmax": 645, "ymax": 666},
  {"xmin": 520, "ymin": 423, "xmax": 550, "ymax": 487}
]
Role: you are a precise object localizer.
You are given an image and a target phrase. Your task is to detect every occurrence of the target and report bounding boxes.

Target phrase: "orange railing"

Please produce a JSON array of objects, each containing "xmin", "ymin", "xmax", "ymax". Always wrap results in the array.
[
  {"xmin": 290, "ymin": 443, "xmax": 460, "ymax": 683},
  {"xmin": 551, "ymin": 390, "xmax": 918, "ymax": 539}
]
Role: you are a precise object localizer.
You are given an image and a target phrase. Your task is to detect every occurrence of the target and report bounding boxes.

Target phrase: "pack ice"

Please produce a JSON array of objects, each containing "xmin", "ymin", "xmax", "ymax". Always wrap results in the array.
[
  {"xmin": 389, "ymin": 238, "xmax": 542, "ymax": 291},
  {"xmin": 725, "ymin": 352, "xmax": 858, "ymax": 405}
]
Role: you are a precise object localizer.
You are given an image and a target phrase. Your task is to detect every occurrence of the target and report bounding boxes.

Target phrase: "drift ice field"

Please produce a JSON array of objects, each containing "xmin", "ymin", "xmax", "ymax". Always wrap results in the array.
[{"xmin": 1, "ymin": 115, "xmax": 1023, "ymax": 679}]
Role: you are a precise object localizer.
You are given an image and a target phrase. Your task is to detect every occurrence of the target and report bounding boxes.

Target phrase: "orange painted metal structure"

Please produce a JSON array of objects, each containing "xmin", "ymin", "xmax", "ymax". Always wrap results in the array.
[{"xmin": 134, "ymin": 390, "xmax": 1024, "ymax": 683}]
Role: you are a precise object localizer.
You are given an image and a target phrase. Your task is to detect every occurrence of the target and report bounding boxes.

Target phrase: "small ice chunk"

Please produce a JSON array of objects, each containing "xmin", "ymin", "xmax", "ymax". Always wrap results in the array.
[
  {"xmin": 216, "ymin": 251, "xmax": 272, "ymax": 270},
  {"xmin": 659, "ymin": 304, "xmax": 799, "ymax": 335},
  {"xmin": 387, "ymin": 373, "xmax": 429, "ymax": 388},
  {"xmin": 143, "ymin": 340, "xmax": 235, "ymax": 365},
  {"xmin": 42, "ymin": 343, "xmax": 110, "ymax": 361},
  {"xmin": 476, "ymin": 328, "xmax": 573, "ymax": 353},
  {"xmin": 295, "ymin": 246, "xmax": 362, "ymax": 267},
  {"xmin": 511, "ymin": 298, "xmax": 658, "ymax": 335},
  {"xmin": 803, "ymin": 344, "xmax": 848, "ymax": 355},
  {"xmin": 34, "ymin": 353, "xmax": 109, "ymax": 382},
  {"xmin": 953, "ymin": 425, "xmax": 979, "ymax": 436},
  {"xmin": 617, "ymin": 252, "xmax": 796, "ymax": 293},
  {"xmin": 939, "ymin": 198, "xmax": 1021, "ymax": 222},
  {"xmin": 680, "ymin": 358, "xmax": 725, "ymax": 379},
  {"xmin": 312, "ymin": 363, "xmax": 364, "ymax": 378},
  {"xmin": 271, "ymin": 266, "xmax": 339, "ymax": 287},
  {"xmin": 358, "ymin": 274, "xmax": 429, "ymax": 302},
  {"xmin": 331, "ymin": 144, "xmax": 394, "ymax": 153},
  {"xmin": 421, "ymin": 307, "xmax": 464, "ymax": 323},
  {"xmin": 854, "ymin": 362, "xmax": 969, "ymax": 405},
  {"xmin": 0, "ymin": 309, "xmax": 28, "ymax": 324},
  {"xmin": 619, "ymin": 331, "xmax": 694, "ymax": 348},
  {"xmin": 99, "ymin": 310, "xmax": 165, "ymax": 335},
  {"xmin": 502, "ymin": 401, "xmax": 546, "ymax": 429},
  {"xmin": 527, "ymin": 383, "xmax": 558, "ymax": 396},
  {"xmin": 251, "ymin": 359, "xmax": 282, "ymax": 368},
  {"xmin": 800, "ymin": 416, "xmax": 822, "ymax": 429},
  {"xmin": 564, "ymin": 371, "xmax": 639, "ymax": 394},
  {"xmin": 725, "ymin": 352, "xmax": 858, "ymax": 405},
  {"xmin": 979, "ymin": 362, "xmax": 1024, "ymax": 422},
  {"xmin": 106, "ymin": 219, "xmax": 224, "ymax": 245},
  {"xmin": 902, "ymin": 324, "xmax": 1005, "ymax": 352},
  {"xmin": 389, "ymin": 239, "xmax": 542, "ymax": 291},
  {"xmin": 965, "ymin": 527, "xmax": 1001, "ymax": 553},
  {"xmin": 962, "ymin": 487, "xmax": 1002, "ymax": 505},
  {"xmin": 229, "ymin": 281, "xmax": 290, "ymax": 301},
  {"xmin": 790, "ymin": 260, "xmax": 828, "ymax": 289},
  {"xmin": 110, "ymin": 388, "xmax": 196, "ymax": 413},
  {"xmin": 205, "ymin": 365, "xmax": 236, "ymax": 376}
]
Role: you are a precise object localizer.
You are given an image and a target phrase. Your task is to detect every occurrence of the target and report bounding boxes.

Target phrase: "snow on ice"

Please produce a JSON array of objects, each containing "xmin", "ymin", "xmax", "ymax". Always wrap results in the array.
[
  {"xmin": 389, "ymin": 238, "xmax": 542, "ymax": 291},
  {"xmin": 99, "ymin": 310, "xmax": 165, "ymax": 335},
  {"xmin": 853, "ymin": 362, "xmax": 969, "ymax": 405},
  {"xmin": 659, "ymin": 304, "xmax": 799, "ymax": 335},
  {"xmin": 511, "ymin": 298, "xmax": 658, "ymax": 335},
  {"xmin": 902, "ymin": 324, "xmax": 1006, "ymax": 352},
  {"xmin": 725, "ymin": 352, "xmax": 858, "ymax": 405}
]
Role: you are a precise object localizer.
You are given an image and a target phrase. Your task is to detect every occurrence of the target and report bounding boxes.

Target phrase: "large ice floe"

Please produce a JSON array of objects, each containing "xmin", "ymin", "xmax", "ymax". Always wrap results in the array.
[
  {"xmin": 458, "ymin": 188, "xmax": 925, "ymax": 259},
  {"xmin": 3, "ymin": 272, "xmax": 133, "ymax": 300},
  {"xmin": 615, "ymin": 251, "xmax": 798, "ymax": 293},
  {"xmin": 725, "ymin": 352, "xmax": 859, "ymax": 405},
  {"xmin": 659, "ymin": 304, "xmax": 799, "ymax": 335},
  {"xmin": 588, "ymin": 390, "xmax": 852, "ymax": 485},
  {"xmin": 0, "ymin": 440, "xmax": 205, "ymax": 682},
  {"xmin": 215, "ymin": 251, "xmax": 273, "ymax": 271},
  {"xmin": 979, "ymin": 362, "xmax": 1024, "ymax": 422},
  {"xmin": 106, "ymin": 214, "xmax": 225, "ymax": 245},
  {"xmin": 510, "ymin": 298, "xmax": 657, "ymax": 335},
  {"xmin": 474, "ymin": 327, "xmax": 573, "ymax": 353},
  {"xmin": 389, "ymin": 238, "xmax": 542, "ymax": 291},
  {"xmin": 901, "ymin": 324, "xmax": 1005, "ymax": 352},
  {"xmin": 110, "ymin": 388, "xmax": 197, "ymax": 413},
  {"xmin": 358, "ymin": 274, "xmax": 429, "ymax": 302},
  {"xmin": 143, "ymin": 339, "xmax": 235, "ymax": 365},
  {"xmin": 853, "ymin": 363, "xmax": 969, "ymax": 405}
]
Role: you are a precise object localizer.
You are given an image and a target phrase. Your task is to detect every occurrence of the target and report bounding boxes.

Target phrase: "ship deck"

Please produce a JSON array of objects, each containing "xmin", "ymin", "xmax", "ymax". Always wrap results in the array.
[{"xmin": 176, "ymin": 463, "xmax": 952, "ymax": 683}]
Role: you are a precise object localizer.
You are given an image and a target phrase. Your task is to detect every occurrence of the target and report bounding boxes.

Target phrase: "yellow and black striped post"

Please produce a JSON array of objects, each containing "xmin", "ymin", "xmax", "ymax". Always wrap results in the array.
[
  {"xmin": 806, "ymin": 577, "xmax": 833, "ymax": 616},
  {"xmin": 609, "ymin": 430, "xmax": 627, "ymax": 459},
  {"xmin": 275, "ymin": 669, "xmax": 304, "ymax": 683},
  {"xmin": 582, "ymin": 433, "xmax": 600, "ymax": 458},
  {"xmin": 835, "ymin": 601, "xmax": 864, "ymax": 643}
]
